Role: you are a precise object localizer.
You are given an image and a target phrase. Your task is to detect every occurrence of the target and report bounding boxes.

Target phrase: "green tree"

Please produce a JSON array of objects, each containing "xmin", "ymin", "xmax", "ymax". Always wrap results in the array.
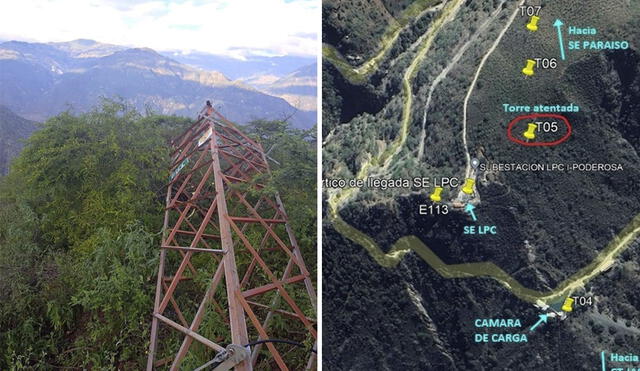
[{"xmin": 0, "ymin": 101, "xmax": 189, "ymax": 368}]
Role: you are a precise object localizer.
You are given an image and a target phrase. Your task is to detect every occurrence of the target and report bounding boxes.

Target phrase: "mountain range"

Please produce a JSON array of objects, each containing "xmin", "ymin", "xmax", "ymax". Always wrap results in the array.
[
  {"xmin": 163, "ymin": 51, "xmax": 316, "ymax": 80},
  {"xmin": 245, "ymin": 62, "xmax": 317, "ymax": 111},
  {"xmin": 0, "ymin": 39, "xmax": 316, "ymax": 128},
  {"xmin": 163, "ymin": 51, "xmax": 317, "ymax": 114}
]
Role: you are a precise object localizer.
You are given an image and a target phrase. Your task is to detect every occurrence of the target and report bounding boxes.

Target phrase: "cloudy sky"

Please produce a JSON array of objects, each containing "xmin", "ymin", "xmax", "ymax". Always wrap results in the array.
[{"xmin": 0, "ymin": 0, "xmax": 318, "ymax": 59}]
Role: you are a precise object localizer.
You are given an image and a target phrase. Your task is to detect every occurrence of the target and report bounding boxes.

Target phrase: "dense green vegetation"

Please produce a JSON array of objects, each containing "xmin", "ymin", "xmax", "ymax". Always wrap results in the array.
[{"xmin": 0, "ymin": 101, "xmax": 316, "ymax": 369}]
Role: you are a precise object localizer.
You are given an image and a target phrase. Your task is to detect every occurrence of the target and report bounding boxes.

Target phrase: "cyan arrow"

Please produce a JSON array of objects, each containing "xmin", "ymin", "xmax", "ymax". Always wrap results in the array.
[
  {"xmin": 464, "ymin": 203, "xmax": 477, "ymax": 221},
  {"xmin": 554, "ymin": 19, "xmax": 566, "ymax": 60},
  {"xmin": 529, "ymin": 314, "xmax": 549, "ymax": 332}
]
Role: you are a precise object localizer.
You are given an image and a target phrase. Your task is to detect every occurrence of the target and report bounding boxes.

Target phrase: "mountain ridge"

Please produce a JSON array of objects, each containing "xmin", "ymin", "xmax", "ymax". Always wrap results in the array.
[
  {"xmin": 246, "ymin": 62, "xmax": 318, "ymax": 111},
  {"xmin": 0, "ymin": 39, "xmax": 315, "ymax": 128}
]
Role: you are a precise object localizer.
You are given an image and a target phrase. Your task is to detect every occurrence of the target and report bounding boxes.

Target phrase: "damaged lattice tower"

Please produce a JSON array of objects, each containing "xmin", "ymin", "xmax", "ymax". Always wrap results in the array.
[{"xmin": 147, "ymin": 105, "xmax": 317, "ymax": 370}]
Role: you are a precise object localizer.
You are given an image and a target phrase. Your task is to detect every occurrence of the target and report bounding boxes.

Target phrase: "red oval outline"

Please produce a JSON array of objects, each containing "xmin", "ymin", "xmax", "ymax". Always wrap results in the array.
[{"xmin": 506, "ymin": 113, "xmax": 572, "ymax": 146}]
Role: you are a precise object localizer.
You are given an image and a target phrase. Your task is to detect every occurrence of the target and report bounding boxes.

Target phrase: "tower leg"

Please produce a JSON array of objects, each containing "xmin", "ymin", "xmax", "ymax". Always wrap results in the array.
[
  {"xmin": 147, "ymin": 248, "xmax": 167, "ymax": 370},
  {"xmin": 210, "ymin": 129, "xmax": 252, "ymax": 371}
]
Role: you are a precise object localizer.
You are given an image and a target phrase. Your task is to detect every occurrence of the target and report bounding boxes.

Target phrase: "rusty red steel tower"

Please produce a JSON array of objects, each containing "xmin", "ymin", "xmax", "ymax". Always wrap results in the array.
[{"xmin": 146, "ymin": 105, "xmax": 317, "ymax": 370}]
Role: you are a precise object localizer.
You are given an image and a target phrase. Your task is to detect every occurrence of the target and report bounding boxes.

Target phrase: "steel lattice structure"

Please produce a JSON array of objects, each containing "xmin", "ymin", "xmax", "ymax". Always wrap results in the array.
[{"xmin": 147, "ymin": 106, "xmax": 317, "ymax": 370}]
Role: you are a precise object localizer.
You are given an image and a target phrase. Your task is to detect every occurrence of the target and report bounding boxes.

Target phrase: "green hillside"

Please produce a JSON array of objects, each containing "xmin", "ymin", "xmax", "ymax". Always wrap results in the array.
[{"xmin": 0, "ymin": 106, "xmax": 37, "ymax": 176}]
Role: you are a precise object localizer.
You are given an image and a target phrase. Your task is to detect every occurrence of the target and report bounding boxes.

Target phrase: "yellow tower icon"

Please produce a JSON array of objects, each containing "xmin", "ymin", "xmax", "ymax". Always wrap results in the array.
[
  {"xmin": 522, "ymin": 59, "xmax": 536, "ymax": 76},
  {"xmin": 462, "ymin": 179, "xmax": 475, "ymax": 195},
  {"xmin": 562, "ymin": 297, "xmax": 574, "ymax": 312},
  {"xmin": 524, "ymin": 123, "xmax": 537, "ymax": 140},
  {"xmin": 430, "ymin": 187, "xmax": 443, "ymax": 202},
  {"xmin": 526, "ymin": 16, "xmax": 540, "ymax": 32}
]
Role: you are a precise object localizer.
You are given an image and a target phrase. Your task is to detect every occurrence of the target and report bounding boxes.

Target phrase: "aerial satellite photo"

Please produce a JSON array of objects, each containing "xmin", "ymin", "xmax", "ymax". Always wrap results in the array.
[{"xmin": 322, "ymin": 0, "xmax": 640, "ymax": 369}]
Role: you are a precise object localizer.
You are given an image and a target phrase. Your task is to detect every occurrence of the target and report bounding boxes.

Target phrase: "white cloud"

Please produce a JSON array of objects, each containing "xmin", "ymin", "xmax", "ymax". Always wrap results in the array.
[{"xmin": 0, "ymin": 0, "xmax": 319, "ymax": 58}]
